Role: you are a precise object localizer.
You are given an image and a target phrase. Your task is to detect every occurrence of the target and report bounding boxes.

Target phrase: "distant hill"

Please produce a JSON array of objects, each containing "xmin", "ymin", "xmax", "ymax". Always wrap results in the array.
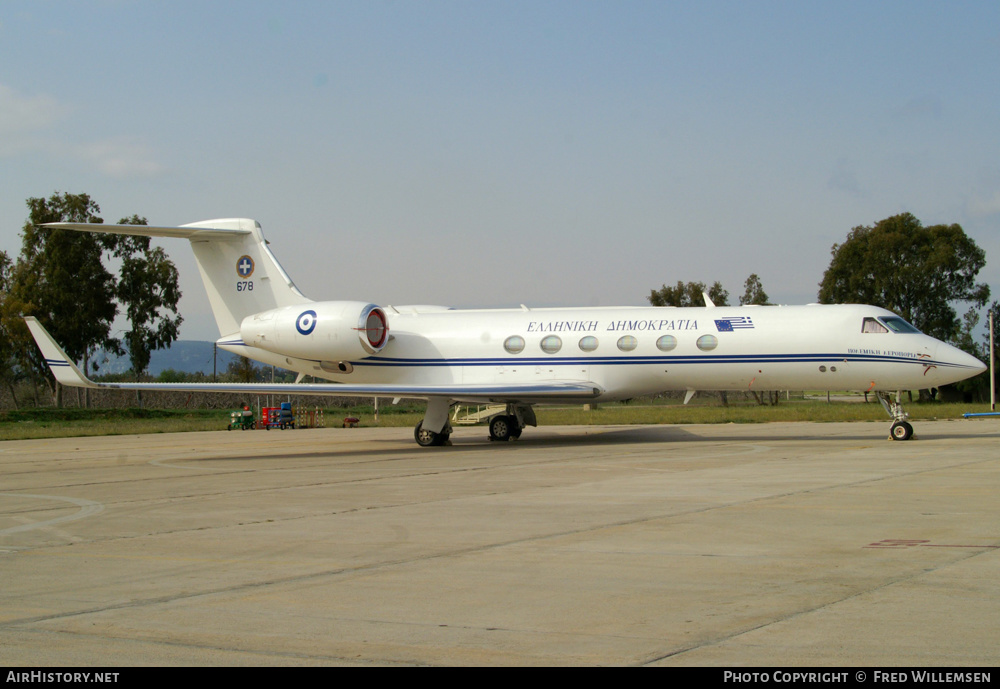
[{"xmin": 92, "ymin": 341, "xmax": 240, "ymax": 376}]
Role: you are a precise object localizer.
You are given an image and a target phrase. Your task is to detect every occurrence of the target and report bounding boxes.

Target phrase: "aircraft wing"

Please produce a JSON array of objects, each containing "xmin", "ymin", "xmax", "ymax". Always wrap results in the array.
[{"xmin": 24, "ymin": 318, "xmax": 602, "ymax": 403}]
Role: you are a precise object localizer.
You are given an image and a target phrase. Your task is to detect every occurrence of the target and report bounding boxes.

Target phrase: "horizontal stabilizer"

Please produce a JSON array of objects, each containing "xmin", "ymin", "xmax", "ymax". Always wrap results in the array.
[{"xmin": 42, "ymin": 222, "xmax": 250, "ymax": 240}]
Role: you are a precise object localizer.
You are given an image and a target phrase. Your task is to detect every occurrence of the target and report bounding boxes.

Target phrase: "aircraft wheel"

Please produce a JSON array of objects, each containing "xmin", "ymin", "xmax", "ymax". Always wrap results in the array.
[
  {"xmin": 510, "ymin": 425, "xmax": 522, "ymax": 439},
  {"xmin": 890, "ymin": 421, "xmax": 913, "ymax": 441},
  {"xmin": 489, "ymin": 415, "xmax": 514, "ymax": 442},
  {"xmin": 414, "ymin": 421, "xmax": 445, "ymax": 447}
]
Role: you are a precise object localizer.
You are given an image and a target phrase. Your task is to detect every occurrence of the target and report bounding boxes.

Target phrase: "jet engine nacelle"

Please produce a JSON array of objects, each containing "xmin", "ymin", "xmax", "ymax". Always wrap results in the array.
[{"xmin": 240, "ymin": 301, "xmax": 389, "ymax": 360}]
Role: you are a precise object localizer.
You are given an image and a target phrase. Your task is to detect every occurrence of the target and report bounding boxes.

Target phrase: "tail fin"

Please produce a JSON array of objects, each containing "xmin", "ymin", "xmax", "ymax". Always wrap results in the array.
[{"xmin": 42, "ymin": 218, "xmax": 311, "ymax": 336}]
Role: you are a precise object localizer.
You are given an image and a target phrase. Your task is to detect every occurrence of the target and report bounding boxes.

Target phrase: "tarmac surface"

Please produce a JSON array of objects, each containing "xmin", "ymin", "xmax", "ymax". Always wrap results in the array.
[{"xmin": 1, "ymin": 419, "xmax": 998, "ymax": 667}]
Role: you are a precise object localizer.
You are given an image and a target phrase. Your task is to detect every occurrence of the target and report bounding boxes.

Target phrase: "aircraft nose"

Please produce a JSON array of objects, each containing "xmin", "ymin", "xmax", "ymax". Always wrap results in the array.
[{"xmin": 935, "ymin": 341, "xmax": 987, "ymax": 382}]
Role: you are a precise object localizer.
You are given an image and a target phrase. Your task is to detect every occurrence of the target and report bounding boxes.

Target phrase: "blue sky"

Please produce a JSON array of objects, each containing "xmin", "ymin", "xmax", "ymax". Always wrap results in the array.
[{"xmin": 2, "ymin": 1, "xmax": 999, "ymax": 341}]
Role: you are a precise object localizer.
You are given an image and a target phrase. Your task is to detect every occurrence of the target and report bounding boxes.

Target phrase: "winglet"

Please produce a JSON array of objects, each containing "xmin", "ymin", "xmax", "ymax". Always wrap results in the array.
[{"xmin": 23, "ymin": 317, "xmax": 98, "ymax": 388}]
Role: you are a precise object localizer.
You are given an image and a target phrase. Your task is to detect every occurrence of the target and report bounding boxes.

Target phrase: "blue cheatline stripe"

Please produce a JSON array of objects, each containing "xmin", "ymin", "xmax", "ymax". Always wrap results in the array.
[
  {"xmin": 204, "ymin": 344, "xmax": 975, "ymax": 371},
  {"xmin": 45, "ymin": 358, "xmax": 71, "ymax": 367},
  {"xmin": 349, "ymin": 353, "xmax": 972, "ymax": 369}
]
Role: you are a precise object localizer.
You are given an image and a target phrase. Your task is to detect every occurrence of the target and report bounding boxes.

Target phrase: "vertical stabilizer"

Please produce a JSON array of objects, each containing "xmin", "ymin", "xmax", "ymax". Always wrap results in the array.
[
  {"xmin": 41, "ymin": 218, "xmax": 312, "ymax": 337},
  {"xmin": 180, "ymin": 218, "xmax": 311, "ymax": 335}
]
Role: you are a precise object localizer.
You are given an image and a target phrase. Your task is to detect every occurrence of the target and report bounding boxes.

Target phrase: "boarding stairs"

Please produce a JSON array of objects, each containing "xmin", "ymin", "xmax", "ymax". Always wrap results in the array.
[{"xmin": 452, "ymin": 404, "xmax": 506, "ymax": 425}]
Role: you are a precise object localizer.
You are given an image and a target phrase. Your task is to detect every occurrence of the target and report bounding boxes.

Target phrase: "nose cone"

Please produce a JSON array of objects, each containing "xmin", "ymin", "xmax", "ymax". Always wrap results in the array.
[{"xmin": 935, "ymin": 341, "xmax": 987, "ymax": 385}]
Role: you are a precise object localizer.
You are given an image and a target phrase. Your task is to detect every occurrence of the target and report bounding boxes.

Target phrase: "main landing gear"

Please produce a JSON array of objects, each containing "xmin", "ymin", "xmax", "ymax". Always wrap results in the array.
[
  {"xmin": 414, "ymin": 420, "xmax": 452, "ymax": 447},
  {"xmin": 876, "ymin": 390, "xmax": 914, "ymax": 441},
  {"xmin": 488, "ymin": 414, "xmax": 522, "ymax": 442},
  {"xmin": 412, "ymin": 401, "xmax": 536, "ymax": 446},
  {"xmin": 488, "ymin": 404, "xmax": 535, "ymax": 442},
  {"xmin": 414, "ymin": 397, "xmax": 452, "ymax": 447}
]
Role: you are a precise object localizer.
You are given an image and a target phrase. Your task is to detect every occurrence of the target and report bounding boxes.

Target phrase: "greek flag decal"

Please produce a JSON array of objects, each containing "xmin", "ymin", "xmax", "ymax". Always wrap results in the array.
[{"xmin": 715, "ymin": 317, "xmax": 754, "ymax": 332}]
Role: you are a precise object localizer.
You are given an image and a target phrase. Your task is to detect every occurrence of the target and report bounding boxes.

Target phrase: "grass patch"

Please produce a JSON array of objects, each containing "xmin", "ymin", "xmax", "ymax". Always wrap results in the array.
[{"xmin": 0, "ymin": 408, "xmax": 226, "ymax": 441}]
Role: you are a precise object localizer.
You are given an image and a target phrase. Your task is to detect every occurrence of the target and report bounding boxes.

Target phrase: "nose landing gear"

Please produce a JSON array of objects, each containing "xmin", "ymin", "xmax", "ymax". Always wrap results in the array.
[
  {"xmin": 890, "ymin": 419, "xmax": 914, "ymax": 441},
  {"xmin": 877, "ymin": 391, "xmax": 914, "ymax": 441}
]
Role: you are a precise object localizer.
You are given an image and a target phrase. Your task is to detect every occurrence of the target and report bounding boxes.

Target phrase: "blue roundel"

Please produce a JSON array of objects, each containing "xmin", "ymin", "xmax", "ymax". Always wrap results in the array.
[
  {"xmin": 296, "ymin": 310, "xmax": 318, "ymax": 335},
  {"xmin": 236, "ymin": 255, "xmax": 255, "ymax": 278}
]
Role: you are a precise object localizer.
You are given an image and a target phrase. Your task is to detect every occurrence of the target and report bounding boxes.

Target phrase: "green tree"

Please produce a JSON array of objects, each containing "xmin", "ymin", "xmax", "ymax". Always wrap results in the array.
[
  {"xmin": 110, "ymin": 215, "xmax": 183, "ymax": 378},
  {"xmin": 818, "ymin": 213, "xmax": 989, "ymax": 341},
  {"xmin": 10, "ymin": 193, "xmax": 183, "ymax": 404},
  {"xmin": 739, "ymin": 273, "xmax": 770, "ymax": 306},
  {"xmin": 648, "ymin": 281, "xmax": 729, "ymax": 307},
  {"xmin": 12, "ymin": 194, "xmax": 117, "ymax": 397},
  {"xmin": 0, "ymin": 250, "xmax": 26, "ymax": 406},
  {"xmin": 226, "ymin": 356, "xmax": 262, "ymax": 383}
]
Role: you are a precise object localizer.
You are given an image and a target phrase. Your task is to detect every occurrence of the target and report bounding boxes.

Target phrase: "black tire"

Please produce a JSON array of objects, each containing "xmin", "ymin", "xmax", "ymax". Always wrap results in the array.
[
  {"xmin": 890, "ymin": 421, "xmax": 913, "ymax": 441},
  {"xmin": 414, "ymin": 421, "xmax": 445, "ymax": 447},
  {"xmin": 489, "ymin": 415, "xmax": 514, "ymax": 442}
]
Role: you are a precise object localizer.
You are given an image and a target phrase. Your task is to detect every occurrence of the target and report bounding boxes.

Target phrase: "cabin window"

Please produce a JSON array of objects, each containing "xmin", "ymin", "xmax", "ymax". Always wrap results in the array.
[
  {"xmin": 540, "ymin": 335, "xmax": 562, "ymax": 354},
  {"xmin": 696, "ymin": 334, "xmax": 718, "ymax": 351},
  {"xmin": 656, "ymin": 334, "xmax": 677, "ymax": 352},
  {"xmin": 862, "ymin": 317, "xmax": 889, "ymax": 334},
  {"xmin": 617, "ymin": 335, "xmax": 638, "ymax": 352},
  {"xmin": 880, "ymin": 316, "xmax": 921, "ymax": 334},
  {"xmin": 504, "ymin": 335, "xmax": 525, "ymax": 354},
  {"xmin": 578, "ymin": 336, "xmax": 599, "ymax": 352}
]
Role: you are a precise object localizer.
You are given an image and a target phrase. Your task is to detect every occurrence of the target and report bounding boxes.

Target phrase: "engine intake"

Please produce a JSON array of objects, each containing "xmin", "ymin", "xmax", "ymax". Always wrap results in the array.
[
  {"xmin": 240, "ymin": 301, "xmax": 389, "ymax": 360},
  {"xmin": 359, "ymin": 303, "xmax": 388, "ymax": 353}
]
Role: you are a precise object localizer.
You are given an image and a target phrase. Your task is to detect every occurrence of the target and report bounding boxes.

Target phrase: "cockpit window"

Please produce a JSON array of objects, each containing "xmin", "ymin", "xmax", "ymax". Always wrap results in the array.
[
  {"xmin": 880, "ymin": 316, "xmax": 921, "ymax": 334},
  {"xmin": 862, "ymin": 316, "xmax": 922, "ymax": 334},
  {"xmin": 862, "ymin": 317, "xmax": 888, "ymax": 334}
]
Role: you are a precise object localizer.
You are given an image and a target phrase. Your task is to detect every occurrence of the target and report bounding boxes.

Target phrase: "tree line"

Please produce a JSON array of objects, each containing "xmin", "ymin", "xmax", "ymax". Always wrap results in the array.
[{"xmin": 649, "ymin": 273, "xmax": 770, "ymax": 308}]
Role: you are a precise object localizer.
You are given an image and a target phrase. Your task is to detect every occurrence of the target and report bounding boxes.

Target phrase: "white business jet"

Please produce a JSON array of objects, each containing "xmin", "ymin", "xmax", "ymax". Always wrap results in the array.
[{"xmin": 25, "ymin": 218, "xmax": 986, "ymax": 445}]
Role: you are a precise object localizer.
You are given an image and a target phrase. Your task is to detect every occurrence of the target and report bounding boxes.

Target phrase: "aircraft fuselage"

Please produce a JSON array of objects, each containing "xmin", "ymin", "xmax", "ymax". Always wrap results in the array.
[{"xmin": 225, "ymin": 302, "xmax": 981, "ymax": 402}]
